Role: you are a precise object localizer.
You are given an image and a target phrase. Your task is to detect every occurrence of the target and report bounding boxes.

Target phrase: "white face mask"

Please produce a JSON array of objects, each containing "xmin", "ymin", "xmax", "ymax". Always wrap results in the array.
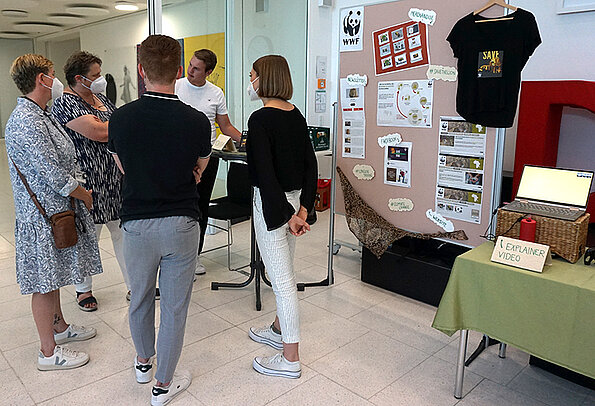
[
  {"xmin": 42, "ymin": 74, "xmax": 64, "ymax": 99},
  {"xmin": 82, "ymin": 75, "xmax": 107, "ymax": 94},
  {"xmin": 247, "ymin": 76, "xmax": 260, "ymax": 101}
]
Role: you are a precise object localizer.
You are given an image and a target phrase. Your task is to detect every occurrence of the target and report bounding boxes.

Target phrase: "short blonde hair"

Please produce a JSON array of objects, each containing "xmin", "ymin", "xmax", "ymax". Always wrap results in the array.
[
  {"xmin": 10, "ymin": 54, "xmax": 53, "ymax": 94},
  {"xmin": 253, "ymin": 55, "xmax": 293, "ymax": 101}
]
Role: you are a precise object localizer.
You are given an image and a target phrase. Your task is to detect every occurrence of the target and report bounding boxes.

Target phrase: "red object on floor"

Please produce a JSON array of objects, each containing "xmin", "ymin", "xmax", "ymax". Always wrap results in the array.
[
  {"xmin": 315, "ymin": 179, "xmax": 331, "ymax": 212},
  {"xmin": 519, "ymin": 217, "xmax": 537, "ymax": 242},
  {"xmin": 515, "ymin": 81, "xmax": 595, "ymax": 223}
]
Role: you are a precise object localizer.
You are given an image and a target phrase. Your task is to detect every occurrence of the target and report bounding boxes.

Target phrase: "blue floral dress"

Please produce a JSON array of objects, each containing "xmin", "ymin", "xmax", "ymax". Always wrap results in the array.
[
  {"xmin": 5, "ymin": 97, "xmax": 103, "ymax": 295},
  {"xmin": 51, "ymin": 93, "xmax": 121, "ymax": 224}
]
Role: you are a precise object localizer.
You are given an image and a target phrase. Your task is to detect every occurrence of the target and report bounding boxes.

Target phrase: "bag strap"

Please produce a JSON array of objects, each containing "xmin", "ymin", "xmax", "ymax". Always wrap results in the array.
[
  {"xmin": 10, "ymin": 158, "xmax": 75, "ymax": 221},
  {"xmin": 10, "ymin": 158, "xmax": 49, "ymax": 220}
]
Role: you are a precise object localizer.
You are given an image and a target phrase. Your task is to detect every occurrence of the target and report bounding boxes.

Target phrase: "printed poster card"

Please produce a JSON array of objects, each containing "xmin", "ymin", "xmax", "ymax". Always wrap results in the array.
[
  {"xmin": 340, "ymin": 7, "xmax": 364, "ymax": 52},
  {"xmin": 372, "ymin": 20, "xmax": 429, "ymax": 76}
]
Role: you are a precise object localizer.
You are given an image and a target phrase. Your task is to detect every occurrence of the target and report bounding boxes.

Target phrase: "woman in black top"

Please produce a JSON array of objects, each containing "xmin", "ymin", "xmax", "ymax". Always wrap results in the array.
[{"xmin": 246, "ymin": 55, "xmax": 317, "ymax": 379}]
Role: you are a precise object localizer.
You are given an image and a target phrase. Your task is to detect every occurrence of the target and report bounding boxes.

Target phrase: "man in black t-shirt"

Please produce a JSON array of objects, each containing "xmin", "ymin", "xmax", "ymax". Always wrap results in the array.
[{"xmin": 107, "ymin": 35, "xmax": 211, "ymax": 406}]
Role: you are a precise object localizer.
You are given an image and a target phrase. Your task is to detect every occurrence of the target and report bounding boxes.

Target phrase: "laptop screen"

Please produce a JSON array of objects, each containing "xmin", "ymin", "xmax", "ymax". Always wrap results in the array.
[{"xmin": 516, "ymin": 166, "xmax": 594, "ymax": 208}]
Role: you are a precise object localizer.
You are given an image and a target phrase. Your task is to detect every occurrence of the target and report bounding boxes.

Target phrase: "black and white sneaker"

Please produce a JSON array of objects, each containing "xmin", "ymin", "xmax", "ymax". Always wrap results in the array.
[
  {"xmin": 151, "ymin": 373, "xmax": 191, "ymax": 406},
  {"xmin": 134, "ymin": 356, "xmax": 153, "ymax": 384}
]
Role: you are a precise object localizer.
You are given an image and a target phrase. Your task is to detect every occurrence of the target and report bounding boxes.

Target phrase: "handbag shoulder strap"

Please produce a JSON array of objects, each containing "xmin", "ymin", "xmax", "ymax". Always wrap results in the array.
[{"xmin": 10, "ymin": 158, "xmax": 50, "ymax": 220}]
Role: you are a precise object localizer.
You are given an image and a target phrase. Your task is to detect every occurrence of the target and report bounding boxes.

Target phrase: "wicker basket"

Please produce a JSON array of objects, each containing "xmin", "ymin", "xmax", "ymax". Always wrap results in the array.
[{"xmin": 495, "ymin": 209, "xmax": 590, "ymax": 263}]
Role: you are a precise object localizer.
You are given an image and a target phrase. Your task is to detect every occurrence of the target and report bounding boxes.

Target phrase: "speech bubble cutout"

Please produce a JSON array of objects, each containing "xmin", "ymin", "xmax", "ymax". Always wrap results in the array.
[
  {"xmin": 353, "ymin": 164, "xmax": 375, "ymax": 180},
  {"xmin": 388, "ymin": 198, "xmax": 414, "ymax": 212},
  {"xmin": 346, "ymin": 74, "xmax": 368, "ymax": 87},
  {"xmin": 426, "ymin": 209, "xmax": 454, "ymax": 232},
  {"xmin": 377, "ymin": 132, "xmax": 402, "ymax": 148},
  {"xmin": 409, "ymin": 8, "xmax": 437, "ymax": 25},
  {"xmin": 426, "ymin": 65, "xmax": 457, "ymax": 81}
]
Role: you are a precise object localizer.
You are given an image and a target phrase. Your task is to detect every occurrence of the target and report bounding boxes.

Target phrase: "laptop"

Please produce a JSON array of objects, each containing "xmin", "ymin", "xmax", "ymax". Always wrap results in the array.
[{"xmin": 501, "ymin": 165, "xmax": 594, "ymax": 221}]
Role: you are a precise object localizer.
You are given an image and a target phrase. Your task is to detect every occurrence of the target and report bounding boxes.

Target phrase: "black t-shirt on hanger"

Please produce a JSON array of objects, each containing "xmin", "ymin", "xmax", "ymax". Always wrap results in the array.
[{"xmin": 447, "ymin": 8, "xmax": 541, "ymax": 128}]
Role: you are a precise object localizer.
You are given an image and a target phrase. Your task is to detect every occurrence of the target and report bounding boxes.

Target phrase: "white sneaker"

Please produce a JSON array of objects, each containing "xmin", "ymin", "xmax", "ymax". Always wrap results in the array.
[
  {"xmin": 151, "ymin": 372, "xmax": 192, "ymax": 406},
  {"xmin": 134, "ymin": 355, "xmax": 154, "ymax": 384},
  {"xmin": 195, "ymin": 258, "xmax": 206, "ymax": 275},
  {"xmin": 249, "ymin": 324, "xmax": 283, "ymax": 350},
  {"xmin": 54, "ymin": 324, "xmax": 97, "ymax": 345},
  {"xmin": 37, "ymin": 345, "xmax": 90, "ymax": 371},
  {"xmin": 253, "ymin": 353, "xmax": 301, "ymax": 379}
]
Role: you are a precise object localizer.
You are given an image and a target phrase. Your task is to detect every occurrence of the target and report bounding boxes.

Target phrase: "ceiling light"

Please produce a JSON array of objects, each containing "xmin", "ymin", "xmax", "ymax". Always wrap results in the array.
[
  {"xmin": 1, "ymin": 9, "xmax": 29, "ymax": 18},
  {"xmin": 65, "ymin": 5, "xmax": 109, "ymax": 16},
  {"xmin": 47, "ymin": 13, "xmax": 86, "ymax": 25},
  {"xmin": 0, "ymin": 30, "xmax": 29, "ymax": 39},
  {"xmin": 115, "ymin": 2, "xmax": 139, "ymax": 11}
]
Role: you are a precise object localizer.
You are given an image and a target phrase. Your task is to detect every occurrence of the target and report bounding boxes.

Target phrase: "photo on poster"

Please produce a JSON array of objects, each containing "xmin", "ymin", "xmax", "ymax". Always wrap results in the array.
[
  {"xmin": 395, "ymin": 53, "xmax": 407, "ymax": 66},
  {"xmin": 381, "ymin": 56, "xmax": 393, "ymax": 69},
  {"xmin": 407, "ymin": 23, "xmax": 419, "ymax": 36},
  {"xmin": 347, "ymin": 87, "xmax": 359, "ymax": 98},
  {"xmin": 391, "ymin": 28, "xmax": 404, "ymax": 42},
  {"xmin": 393, "ymin": 39, "xmax": 405, "ymax": 53},
  {"xmin": 408, "ymin": 35, "xmax": 421, "ymax": 49},
  {"xmin": 379, "ymin": 44, "xmax": 392, "ymax": 57},
  {"xmin": 378, "ymin": 31, "xmax": 390, "ymax": 45},
  {"xmin": 465, "ymin": 172, "xmax": 483, "ymax": 186},
  {"xmin": 440, "ymin": 135, "xmax": 455, "ymax": 147},
  {"xmin": 410, "ymin": 49, "xmax": 423, "ymax": 63}
]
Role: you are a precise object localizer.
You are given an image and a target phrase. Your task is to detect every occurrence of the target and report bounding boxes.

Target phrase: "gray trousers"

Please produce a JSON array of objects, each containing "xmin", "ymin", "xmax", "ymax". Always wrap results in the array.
[{"xmin": 122, "ymin": 216, "xmax": 198, "ymax": 383}]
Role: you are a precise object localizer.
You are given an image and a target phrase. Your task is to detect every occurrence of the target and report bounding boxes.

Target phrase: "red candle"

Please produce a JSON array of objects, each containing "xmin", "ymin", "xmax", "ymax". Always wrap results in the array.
[{"xmin": 519, "ymin": 217, "xmax": 537, "ymax": 242}]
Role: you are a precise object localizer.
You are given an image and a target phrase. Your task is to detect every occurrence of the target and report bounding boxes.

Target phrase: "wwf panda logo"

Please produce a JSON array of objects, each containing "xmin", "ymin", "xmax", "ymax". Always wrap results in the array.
[{"xmin": 343, "ymin": 10, "xmax": 362, "ymax": 37}]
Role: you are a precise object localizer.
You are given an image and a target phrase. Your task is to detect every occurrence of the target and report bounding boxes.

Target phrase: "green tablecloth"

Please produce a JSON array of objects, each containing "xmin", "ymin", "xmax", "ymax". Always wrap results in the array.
[{"xmin": 432, "ymin": 242, "xmax": 595, "ymax": 379}]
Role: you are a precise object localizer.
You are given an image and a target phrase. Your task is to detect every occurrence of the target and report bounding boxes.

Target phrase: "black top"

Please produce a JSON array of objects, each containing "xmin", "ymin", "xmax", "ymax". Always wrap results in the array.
[
  {"xmin": 246, "ymin": 106, "xmax": 318, "ymax": 231},
  {"xmin": 107, "ymin": 92, "xmax": 211, "ymax": 222},
  {"xmin": 447, "ymin": 8, "xmax": 541, "ymax": 128}
]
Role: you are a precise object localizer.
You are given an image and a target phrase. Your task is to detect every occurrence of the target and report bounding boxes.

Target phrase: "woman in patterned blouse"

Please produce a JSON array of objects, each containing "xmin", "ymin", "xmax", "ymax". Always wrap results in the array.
[
  {"xmin": 52, "ymin": 51, "xmax": 128, "ymax": 311},
  {"xmin": 5, "ymin": 54, "xmax": 102, "ymax": 370}
]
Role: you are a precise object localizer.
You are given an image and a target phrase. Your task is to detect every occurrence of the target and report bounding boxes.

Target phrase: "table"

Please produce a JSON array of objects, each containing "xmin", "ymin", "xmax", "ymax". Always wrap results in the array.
[
  {"xmin": 209, "ymin": 150, "xmax": 272, "ymax": 311},
  {"xmin": 432, "ymin": 242, "xmax": 595, "ymax": 398}
]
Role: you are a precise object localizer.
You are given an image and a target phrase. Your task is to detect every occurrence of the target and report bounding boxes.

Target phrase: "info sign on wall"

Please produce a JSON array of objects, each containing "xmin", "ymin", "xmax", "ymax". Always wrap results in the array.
[{"xmin": 372, "ymin": 20, "xmax": 429, "ymax": 75}]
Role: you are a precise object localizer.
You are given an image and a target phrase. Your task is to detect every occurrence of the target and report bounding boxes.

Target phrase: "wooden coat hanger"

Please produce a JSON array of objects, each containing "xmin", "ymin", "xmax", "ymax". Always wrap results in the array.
[{"xmin": 474, "ymin": 0, "xmax": 518, "ymax": 23}]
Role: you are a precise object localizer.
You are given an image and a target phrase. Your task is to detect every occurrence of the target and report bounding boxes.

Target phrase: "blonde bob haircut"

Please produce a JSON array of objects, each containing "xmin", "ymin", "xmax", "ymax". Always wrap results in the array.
[
  {"xmin": 252, "ymin": 55, "xmax": 293, "ymax": 101},
  {"xmin": 10, "ymin": 54, "xmax": 53, "ymax": 95}
]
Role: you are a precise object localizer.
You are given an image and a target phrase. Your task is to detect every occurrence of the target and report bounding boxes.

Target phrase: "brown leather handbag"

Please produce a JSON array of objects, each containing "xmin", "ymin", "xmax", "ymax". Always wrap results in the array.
[{"xmin": 12, "ymin": 160, "xmax": 78, "ymax": 249}]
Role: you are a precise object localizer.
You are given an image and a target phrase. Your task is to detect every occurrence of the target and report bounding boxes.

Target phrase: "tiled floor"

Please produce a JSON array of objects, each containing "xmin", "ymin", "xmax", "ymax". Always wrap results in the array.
[{"xmin": 0, "ymin": 141, "xmax": 593, "ymax": 405}]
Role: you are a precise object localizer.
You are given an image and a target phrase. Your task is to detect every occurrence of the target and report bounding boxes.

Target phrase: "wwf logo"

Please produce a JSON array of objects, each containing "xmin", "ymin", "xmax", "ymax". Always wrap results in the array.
[{"xmin": 343, "ymin": 10, "xmax": 362, "ymax": 37}]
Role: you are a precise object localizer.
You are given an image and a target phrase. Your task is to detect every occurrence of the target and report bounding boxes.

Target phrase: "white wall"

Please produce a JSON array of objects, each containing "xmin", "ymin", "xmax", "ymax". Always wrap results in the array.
[
  {"xmin": 0, "ymin": 39, "xmax": 34, "ymax": 138},
  {"xmin": 45, "ymin": 36, "xmax": 81, "ymax": 87}
]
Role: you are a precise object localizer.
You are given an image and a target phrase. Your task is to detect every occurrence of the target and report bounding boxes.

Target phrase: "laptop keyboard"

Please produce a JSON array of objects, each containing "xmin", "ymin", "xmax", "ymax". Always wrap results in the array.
[{"xmin": 510, "ymin": 201, "xmax": 579, "ymax": 219}]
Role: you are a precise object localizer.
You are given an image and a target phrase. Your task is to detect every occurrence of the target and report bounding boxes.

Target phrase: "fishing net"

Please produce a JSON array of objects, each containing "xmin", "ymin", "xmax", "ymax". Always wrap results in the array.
[{"xmin": 336, "ymin": 166, "xmax": 468, "ymax": 258}]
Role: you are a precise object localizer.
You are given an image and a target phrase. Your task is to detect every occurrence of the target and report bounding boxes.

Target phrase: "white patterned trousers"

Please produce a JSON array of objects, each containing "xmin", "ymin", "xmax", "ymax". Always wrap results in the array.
[{"xmin": 253, "ymin": 187, "xmax": 301, "ymax": 344}]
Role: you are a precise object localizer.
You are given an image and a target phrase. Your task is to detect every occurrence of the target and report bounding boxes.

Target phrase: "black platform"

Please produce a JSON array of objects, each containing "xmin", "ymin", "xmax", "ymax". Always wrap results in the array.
[{"xmin": 361, "ymin": 237, "xmax": 469, "ymax": 307}]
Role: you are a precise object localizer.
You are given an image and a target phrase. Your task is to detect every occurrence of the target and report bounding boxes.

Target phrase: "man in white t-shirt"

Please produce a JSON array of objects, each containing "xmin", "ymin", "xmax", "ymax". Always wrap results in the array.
[{"xmin": 175, "ymin": 49, "xmax": 242, "ymax": 275}]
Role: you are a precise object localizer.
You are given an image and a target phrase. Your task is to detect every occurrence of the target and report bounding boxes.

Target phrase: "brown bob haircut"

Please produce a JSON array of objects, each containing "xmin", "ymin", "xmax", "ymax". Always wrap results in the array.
[
  {"xmin": 138, "ymin": 35, "xmax": 181, "ymax": 85},
  {"xmin": 64, "ymin": 51, "xmax": 102, "ymax": 86},
  {"xmin": 252, "ymin": 55, "xmax": 293, "ymax": 101},
  {"xmin": 10, "ymin": 54, "xmax": 53, "ymax": 95},
  {"xmin": 193, "ymin": 49, "xmax": 217, "ymax": 73}
]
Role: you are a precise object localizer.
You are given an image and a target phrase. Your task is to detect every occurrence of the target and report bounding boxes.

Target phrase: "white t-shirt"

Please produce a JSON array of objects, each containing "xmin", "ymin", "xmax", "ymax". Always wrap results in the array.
[{"xmin": 175, "ymin": 78, "xmax": 228, "ymax": 144}]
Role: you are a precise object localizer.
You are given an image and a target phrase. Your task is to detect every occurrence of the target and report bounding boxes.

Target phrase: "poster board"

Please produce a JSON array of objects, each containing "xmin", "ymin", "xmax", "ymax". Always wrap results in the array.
[{"xmin": 336, "ymin": 0, "xmax": 505, "ymax": 248}]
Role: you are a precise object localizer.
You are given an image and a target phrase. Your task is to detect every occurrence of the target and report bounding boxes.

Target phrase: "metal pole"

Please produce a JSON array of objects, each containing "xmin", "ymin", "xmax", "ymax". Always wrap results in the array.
[
  {"xmin": 327, "ymin": 102, "xmax": 339, "ymax": 285},
  {"xmin": 498, "ymin": 343, "xmax": 507, "ymax": 358},
  {"xmin": 454, "ymin": 329, "xmax": 468, "ymax": 399},
  {"xmin": 489, "ymin": 127, "xmax": 506, "ymax": 236},
  {"xmin": 147, "ymin": 0, "xmax": 162, "ymax": 35}
]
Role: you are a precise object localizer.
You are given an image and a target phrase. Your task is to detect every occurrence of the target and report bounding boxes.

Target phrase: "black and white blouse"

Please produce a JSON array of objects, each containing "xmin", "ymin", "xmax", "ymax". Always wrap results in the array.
[{"xmin": 52, "ymin": 92, "xmax": 122, "ymax": 224}]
